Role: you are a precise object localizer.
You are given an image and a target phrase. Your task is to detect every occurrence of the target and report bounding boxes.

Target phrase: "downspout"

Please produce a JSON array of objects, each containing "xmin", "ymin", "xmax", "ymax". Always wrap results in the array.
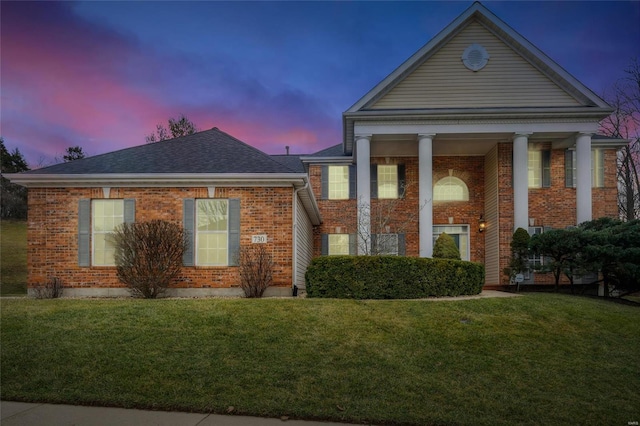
[{"xmin": 292, "ymin": 180, "xmax": 309, "ymax": 296}]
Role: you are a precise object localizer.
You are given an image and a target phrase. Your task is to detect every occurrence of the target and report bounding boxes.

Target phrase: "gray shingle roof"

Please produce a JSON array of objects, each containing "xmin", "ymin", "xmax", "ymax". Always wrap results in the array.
[
  {"xmin": 26, "ymin": 128, "xmax": 301, "ymax": 175},
  {"xmin": 269, "ymin": 155, "xmax": 306, "ymax": 172},
  {"xmin": 307, "ymin": 144, "xmax": 346, "ymax": 157}
]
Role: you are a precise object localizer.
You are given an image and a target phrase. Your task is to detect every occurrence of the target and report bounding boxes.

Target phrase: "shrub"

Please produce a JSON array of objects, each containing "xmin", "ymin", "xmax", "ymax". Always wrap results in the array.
[
  {"xmin": 32, "ymin": 277, "xmax": 63, "ymax": 299},
  {"xmin": 113, "ymin": 220, "xmax": 187, "ymax": 298},
  {"xmin": 504, "ymin": 227, "xmax": 530, "ymax": 284},
  {"xmin": 433, "ymin": 232, "xmax": 461, "ymax": 260},
  {"xmin": 306, "ymin": 256, "xmax": 484, "ymax": 299},
  {"xmin": 238, "ymin": 245, "xmax": 274, "ymax": 298}
]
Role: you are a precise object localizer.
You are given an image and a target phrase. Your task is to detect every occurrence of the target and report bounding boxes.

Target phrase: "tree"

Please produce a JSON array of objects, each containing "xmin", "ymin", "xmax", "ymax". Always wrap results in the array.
[
  {"xmin": 63, "ymin": 146, "xmax": 86, "ymax": 162},
  {"xmin": 529, "ymin": 228, "xmax": 584, "ymax": 293},
  {"xmin": 432, "ymin": 232, "xmax": 461, "ymax": 260},
  {"xmin": 579, "ymin": 218, "xmax": 640, "ymax": 297},
  {"xmin": 600, "ymin": 57, "xmax": 640, "ymax": 220},
  {"xmin": 1, "ymin": 137, "xmax": 29, "ymax": 219},
  {"xmin": 145, "ymin": 114, "xmax": 198, "ymax": 143},
  {"xmin": 503, "ymin": 228, "xmax": 530, "ymax": 287}
]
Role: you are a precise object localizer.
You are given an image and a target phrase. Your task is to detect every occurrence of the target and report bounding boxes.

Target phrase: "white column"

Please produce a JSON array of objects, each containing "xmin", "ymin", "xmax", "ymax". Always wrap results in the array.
[
  {"xmin": 355, "ymin": 134, "xmax": 372, "ymax": 254},
  {"xmin": 576, "ymin": 132, "xmax": 592, "ymax": 224},
  {"xmin": 418, "ymin": 134, "xmax": 435, "ymax": 257},
  {"xmin": 512, "ymin": 133, "xmax": 531, "ymax": 231}
]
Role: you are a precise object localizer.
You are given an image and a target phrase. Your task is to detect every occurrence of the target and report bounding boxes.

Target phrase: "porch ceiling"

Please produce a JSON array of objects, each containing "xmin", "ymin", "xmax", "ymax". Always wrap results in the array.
[{"xmin": 370, "ymin": 132, "xmax": 576, "ymax": 156}]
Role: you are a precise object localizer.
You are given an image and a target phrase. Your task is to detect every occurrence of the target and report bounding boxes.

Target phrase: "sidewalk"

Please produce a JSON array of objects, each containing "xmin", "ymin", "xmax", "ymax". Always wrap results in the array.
[{"xmin": 1, "ymin": 401, "xmax": 363, "ymax": 426}]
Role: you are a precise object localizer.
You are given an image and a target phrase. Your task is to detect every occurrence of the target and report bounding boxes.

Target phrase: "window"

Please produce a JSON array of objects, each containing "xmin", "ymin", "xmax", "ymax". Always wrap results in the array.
[
  {"xmin": 321, "ymin": 165, "xmax": 354, "ymax": 200},
  {"xmin": 328, "ymin": 234, "xmax": 350, "ymax": 255},
  {"xmin": 371, "ymin": 164, "xmax": 405, "ymax": 199},
  {"xmin": 328, "ymin": 166, "xmax": 349, "ymax": 199},
  {"xmin": 321, "ymin": 233, "xmax": 355, "ymax": 255},
  {"xmin": 528, "ymin": 226, "xmax": 544, "ymax": 269},
  {"xmin": 377, "ymin": 165, "xmax": 398, "ymax": 199},
  {"xmin": 196, "ymin": 199, "xmax": 228, "ymax": 266},
  {"xmin": 433, "ymin": 176, "xmax": 469, "ymax": 201},
  {"xmin": 92, "ymin": 200, "xmax": 124, "ymax": 266},
  {"xmin": 432, "ymin": 225, "xmax": 469, "ymax": 261},
  {"xmin": 528, "ymin": 150, "xmax": 550, "ymax": 188},
  {"xmin": 565, "ymin": 149, "xmax": 605, "ymax": 188},
  {"xmin": 374, "ymin": 233, "xmax": 399, "ymax": 255}
]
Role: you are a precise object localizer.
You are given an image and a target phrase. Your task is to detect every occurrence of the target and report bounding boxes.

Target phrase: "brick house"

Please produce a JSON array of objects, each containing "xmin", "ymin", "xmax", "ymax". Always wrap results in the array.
[{"xmin": 8, "ymin": 3, "xmax": 624, "ymax": 296}]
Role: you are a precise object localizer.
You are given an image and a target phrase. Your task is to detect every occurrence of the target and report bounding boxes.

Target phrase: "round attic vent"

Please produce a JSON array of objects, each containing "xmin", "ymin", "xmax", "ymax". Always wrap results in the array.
[{"xmin": 462, "ymin": 44, "xmax": 489, "ymax": 71}]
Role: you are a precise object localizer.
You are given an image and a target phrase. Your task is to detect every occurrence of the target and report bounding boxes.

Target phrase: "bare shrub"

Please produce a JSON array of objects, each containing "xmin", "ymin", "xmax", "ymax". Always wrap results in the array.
[
  {"xmin": 32, "ymin": 277, "xmax": 63, "ymax": 299},
  {"xmin": 238, "ymin": 245, "xmax": 273, "ymax": 298},
  {"xmin": 113, "ymin": 220, "xmax": 187, "ymax": 299}
]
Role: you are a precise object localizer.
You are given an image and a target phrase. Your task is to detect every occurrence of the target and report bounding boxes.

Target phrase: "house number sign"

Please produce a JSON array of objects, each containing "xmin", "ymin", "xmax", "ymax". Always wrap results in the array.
[{"xmin": 251, "ymin": 235, "xmax": 268, "ymax": 244}]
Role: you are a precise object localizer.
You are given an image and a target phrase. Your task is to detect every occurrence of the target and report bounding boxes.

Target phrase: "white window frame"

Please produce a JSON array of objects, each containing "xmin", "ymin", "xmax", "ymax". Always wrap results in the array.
[
  {"xmin": 196, "ymin": 199, "xmax": 229, "ymax": 266},
  {"xmin": 432, "ymin": 225, "xmax": 470, "ymax": 261},
  {"xmin": 328, "ymin": 234, "xmax": 350, "ymax": 255},
  {"xmin": 328, "ymin": 165, "xmax": 349, "ymax": 200},
  {"xmin": 378, "ymin": 165, "xmax": 398, "ymax": 199},
  {"xmin": 92, "ymin": 199, "xmax": 124, "ymax": 266},
  {"xmin": 433, "ymin": 176, "xmax": 469, "ymax": 201}
]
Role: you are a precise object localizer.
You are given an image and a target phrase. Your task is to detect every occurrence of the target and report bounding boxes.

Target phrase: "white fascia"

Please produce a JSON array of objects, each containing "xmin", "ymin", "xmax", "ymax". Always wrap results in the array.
[{"xmin": 5, "ymin": 173, "xmax": 308, "ymax": 188}]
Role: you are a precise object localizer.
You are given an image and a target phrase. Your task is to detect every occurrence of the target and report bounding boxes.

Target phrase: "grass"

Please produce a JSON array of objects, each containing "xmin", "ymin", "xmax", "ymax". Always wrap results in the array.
[
  {"xmin": 1, "ymin": 294, "xmax": 639, "ymax": 425},
  {"xmin": 0, "ymin": 219, "xmax": 27, "ymax": 296}
]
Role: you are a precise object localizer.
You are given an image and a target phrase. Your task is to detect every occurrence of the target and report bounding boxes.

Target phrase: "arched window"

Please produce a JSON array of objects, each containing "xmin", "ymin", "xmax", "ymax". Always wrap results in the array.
[{"xmin": 433, "ymin": 176, "xmax": 469, "ymax": 201}]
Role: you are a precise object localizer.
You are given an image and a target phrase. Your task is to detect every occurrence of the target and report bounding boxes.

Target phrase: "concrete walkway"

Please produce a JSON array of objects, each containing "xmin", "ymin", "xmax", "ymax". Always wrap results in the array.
[{"xmin": 1, "ymin": 401, "xmax": 362, "ymax": 426}]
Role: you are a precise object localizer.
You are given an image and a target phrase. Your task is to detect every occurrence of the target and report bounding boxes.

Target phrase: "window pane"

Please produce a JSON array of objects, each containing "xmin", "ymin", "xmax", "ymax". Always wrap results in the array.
[
  {"xmin": 328, "ymin": 166, "xmax": 349, "ymax": 200},
  {"xmin": 377, "ymin": 234, "xmax": 398, "ymax": 255},
  {"xmin": 328, "ymin": 234, "xmax": 350, "ymax": 255},
  {"xmin": 378, "ymin": 165, "xmax": 398, "ymax": 199},
  {"xmin": 433, "ymin": 176, "xmax": 469, "ymax": 201},
  {"xmin": 197, "ymin": 200, "xmax": 228, "ymax": 231},
  {"xmin": 197, "ymin": 233, "xmax": 228, "ymax": 265},
  {"xmin": 528, "ymin": 150, "xmax": 541, "ymax": 188}
]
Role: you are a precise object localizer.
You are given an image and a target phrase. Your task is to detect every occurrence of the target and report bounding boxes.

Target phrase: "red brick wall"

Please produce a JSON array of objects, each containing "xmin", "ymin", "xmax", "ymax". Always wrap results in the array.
[
  {"xmin": 498, "ymin": 143, "xmax": 619, "ymax": 285},
  {"xmin": 27, "ymin": 187, "xmax": 294, "ymax": 290},
  {"xmin": 310, "ymin": 156, "xmax": 485, "ymax": 262}
]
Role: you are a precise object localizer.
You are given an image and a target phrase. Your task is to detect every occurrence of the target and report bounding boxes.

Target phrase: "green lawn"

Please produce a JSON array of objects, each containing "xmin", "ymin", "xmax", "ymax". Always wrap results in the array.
[
  {"xmin": 2, "ymin": 294, "xmax": 639, "ymax": 425},
  {"xmin": 0, "ymin": 220, "xmax": 27, "ymax": 296}
]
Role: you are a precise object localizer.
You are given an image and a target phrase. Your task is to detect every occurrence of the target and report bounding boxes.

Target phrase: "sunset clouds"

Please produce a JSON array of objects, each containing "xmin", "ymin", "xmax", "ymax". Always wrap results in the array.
[{"xmin": 1, "ymin": 1, "xmax": 638, "ymax": 166}]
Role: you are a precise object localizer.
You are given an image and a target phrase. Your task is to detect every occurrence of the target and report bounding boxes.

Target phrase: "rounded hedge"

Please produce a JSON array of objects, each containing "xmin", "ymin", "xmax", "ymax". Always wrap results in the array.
[{"xmin": 305, "ymin": 255, "xmax": 485, "ymax": 299}]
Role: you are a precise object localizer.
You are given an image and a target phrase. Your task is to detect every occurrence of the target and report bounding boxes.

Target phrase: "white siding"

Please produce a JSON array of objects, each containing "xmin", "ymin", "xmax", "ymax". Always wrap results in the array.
[
  {"xmin": 371, "ymin": 21, "xmax": 581, "ymax": 110},
  {"xmin": 484, "ymin": 145, "xmax": 500, "ymax": 285},
  {"xmin": 295, "ymin": 196, "xmax": 313, "ymax": 289}
]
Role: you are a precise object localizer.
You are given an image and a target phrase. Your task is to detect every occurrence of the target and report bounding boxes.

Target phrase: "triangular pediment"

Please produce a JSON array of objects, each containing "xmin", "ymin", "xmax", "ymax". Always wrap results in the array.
[
  {"xmin": 347, "ymin": 3, "xmax": 610, "ymax": 113},
  {"xmin": 370, "ymin": 20, "xmax": 581, "ymax": 109}
]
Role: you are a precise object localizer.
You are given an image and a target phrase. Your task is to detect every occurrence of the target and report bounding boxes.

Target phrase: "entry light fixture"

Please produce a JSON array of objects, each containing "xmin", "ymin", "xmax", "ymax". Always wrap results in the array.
[{"xmin": 479, "ymin": 215, "xmax": 486, "ymax": 233}]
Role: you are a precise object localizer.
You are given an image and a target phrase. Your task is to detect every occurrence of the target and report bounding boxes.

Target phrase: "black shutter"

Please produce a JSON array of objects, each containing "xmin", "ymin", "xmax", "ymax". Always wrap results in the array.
[
  {"xmin": 370, "ymin": 164, "xmax": 378, "ymax": 199},
  {"xmin": 349, "ymin": 165, "xmax": 357, "ymax": 199},
  {"xmin": 349, "ymin": 234, "xmax": 357, "ymax": 255},
  {"xmin": 321, "ymin": 234, "xmax": 329, "ymax": 256},
  {"xmin": 565, "ymin": 150, "xmax": 574, "ymax": 188},
  {"xmin": 398, "ymin": 164, "xmax": 406, "ymax": 198},
  {"xmin": 542, "ymin": 150, "xmax": 551, "ymax": 188},
  {"xmin": 321, "ymin": 165, "xmax": 329, "ymax": 199},
  {"xmin": 397, "ymin": 233, "xmax": 406, "ymax": 256}
]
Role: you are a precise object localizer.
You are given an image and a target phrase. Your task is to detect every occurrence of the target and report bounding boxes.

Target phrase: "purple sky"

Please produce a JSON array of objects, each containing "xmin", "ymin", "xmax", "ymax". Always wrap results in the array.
[{"xmin": 2, "ymin": 1, "xmax": 639, "ymax": 167}]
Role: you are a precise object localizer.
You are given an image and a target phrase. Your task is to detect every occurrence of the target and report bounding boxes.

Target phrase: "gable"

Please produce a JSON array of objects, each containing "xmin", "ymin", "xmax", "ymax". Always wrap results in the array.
[{"xmin": 369, "ymin": 20, "xmax": 582, "ymax": 110}]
